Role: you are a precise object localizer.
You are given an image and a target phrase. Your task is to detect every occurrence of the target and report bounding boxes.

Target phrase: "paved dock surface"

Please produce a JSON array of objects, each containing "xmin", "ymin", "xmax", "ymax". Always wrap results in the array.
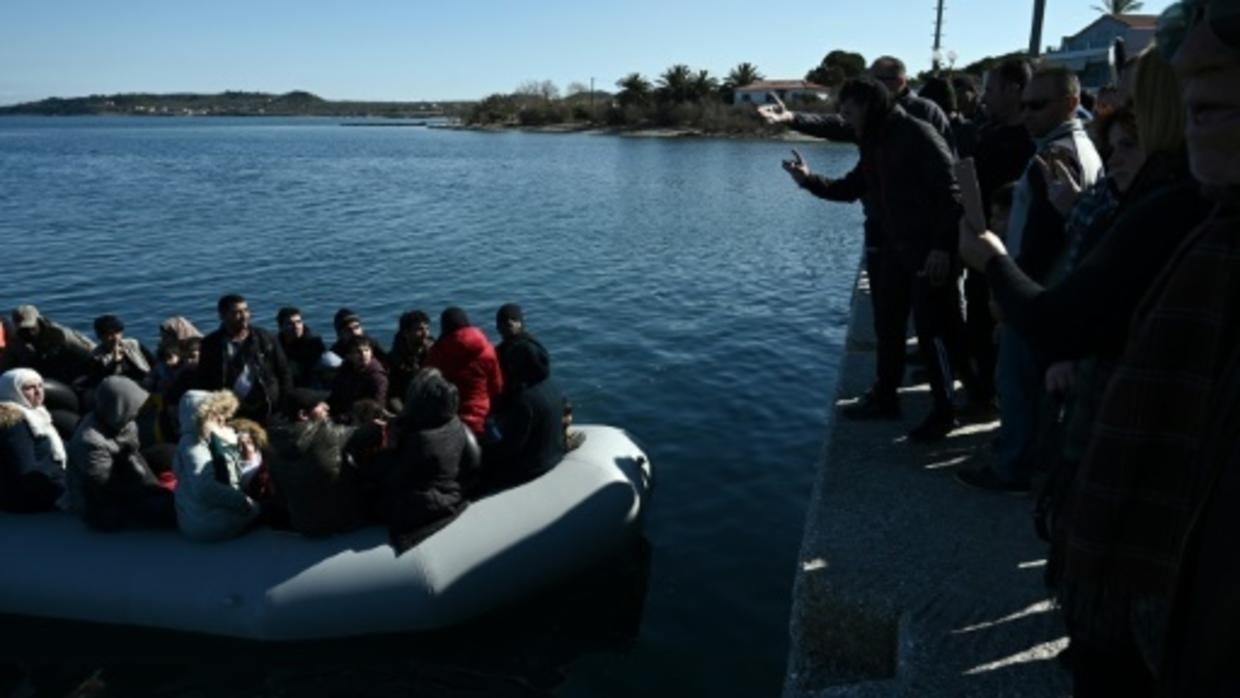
[{"xmin": 784, "ymin": 269, "xmax": 1072, "ymax": 697}]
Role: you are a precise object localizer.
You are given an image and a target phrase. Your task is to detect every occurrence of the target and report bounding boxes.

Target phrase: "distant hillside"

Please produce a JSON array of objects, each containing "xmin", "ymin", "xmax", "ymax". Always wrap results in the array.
[{"xmin": 0, "ymin": 90, "xmax": 473, "ymax": 118}]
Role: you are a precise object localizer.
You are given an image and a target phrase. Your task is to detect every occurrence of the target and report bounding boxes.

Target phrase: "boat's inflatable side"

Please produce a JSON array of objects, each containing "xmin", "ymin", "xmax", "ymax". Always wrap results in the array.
[{"xmin": 0, "ymin": 425, "xmax": 651, "ymax": 641}]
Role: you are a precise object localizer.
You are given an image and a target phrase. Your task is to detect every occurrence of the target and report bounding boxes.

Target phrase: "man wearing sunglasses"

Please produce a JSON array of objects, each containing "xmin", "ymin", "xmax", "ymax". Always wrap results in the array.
[
  {"xmin": 959, "ymin": 66, "xmax": 1104, "ymax": 494},
  {"xmin": 956, "ymin": 1, "xmax": 1240, "ymax": 691}
]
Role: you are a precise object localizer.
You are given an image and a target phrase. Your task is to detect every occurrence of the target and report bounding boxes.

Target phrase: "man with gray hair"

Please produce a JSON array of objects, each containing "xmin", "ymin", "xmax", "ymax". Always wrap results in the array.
[{"xmin": 956, "ymin": 65, "xmax": 1103, "ymax": 493}]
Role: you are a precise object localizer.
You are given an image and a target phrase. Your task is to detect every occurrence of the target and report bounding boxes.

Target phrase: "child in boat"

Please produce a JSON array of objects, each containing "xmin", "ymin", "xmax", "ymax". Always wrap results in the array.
[{"xmin": 172, "ymin": 390, "xmax": 260, "ymax": 541}]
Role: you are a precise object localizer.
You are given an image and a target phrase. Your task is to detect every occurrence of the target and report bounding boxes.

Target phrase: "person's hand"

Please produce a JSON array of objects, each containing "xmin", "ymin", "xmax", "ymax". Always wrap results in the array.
[
  {"xmin": 756, "ymin": 93, "xmax": 794, "ymax": 125},
  {"xmin": 922, "ymin": 250, "xmax": 951, "ymax": 286},
  {"xmin": 781, "ymin": 149, "xmax": 811, "ymax": 186},
  {"xmin": 958, "ymin": 217, "xmax": 1008, "ymax": 272},
  {"xmin": 1045, "ymin": 361, "xmax": 1075, "ymax": 396},
  {"xmin": 1035, "ymin": 152, "xmax": 1083, "ymax": 217}
]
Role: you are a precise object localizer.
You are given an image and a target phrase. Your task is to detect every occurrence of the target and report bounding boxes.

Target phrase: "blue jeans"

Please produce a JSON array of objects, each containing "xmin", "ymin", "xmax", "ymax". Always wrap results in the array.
[{"xmin": 996, "ymin": 325, "xmax": 1041, "ymax": 483}]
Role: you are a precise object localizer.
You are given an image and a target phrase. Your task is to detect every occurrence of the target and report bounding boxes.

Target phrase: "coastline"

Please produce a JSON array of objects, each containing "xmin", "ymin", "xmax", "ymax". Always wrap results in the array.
[{"xmin": 433, "ymin": 122, "xmax": 824, "ymax": 142}]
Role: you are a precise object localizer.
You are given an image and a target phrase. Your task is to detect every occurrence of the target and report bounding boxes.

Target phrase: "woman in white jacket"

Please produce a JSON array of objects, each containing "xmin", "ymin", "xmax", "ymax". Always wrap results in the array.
[{"xmin": 172, "ymin": 390, "xmax": 260, "ymax": 541}]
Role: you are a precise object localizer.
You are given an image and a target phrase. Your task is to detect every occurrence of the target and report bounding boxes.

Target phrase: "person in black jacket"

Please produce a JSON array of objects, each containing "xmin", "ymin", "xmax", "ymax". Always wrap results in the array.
[
  {"xmin": 480, "ymin": 328, "xmax": 567, "ymax": 491},
  {"xmin": 196, "ymin": 294, "xmax": 292, "ymax": 425},
  {"xmin": 276, "ymin": 307, "xmax": 329, "ymax": 389},
  {"xmin": 782, "ymin": 77, "xmax": 965, "ymax": 441},
  {"xmin": 964, "ymin": 57, "xmax": 1038, "ymax": 411},
  {"xmin": 494, "ymin": 303, "xmax": 551, "ymax": 385},
  {"xmin": 758, "ymin": 57, "xmax": 961, "ymax": 426},
  {"xmin": 387, "ymin": 309, "xmax": 433, "ymax": 413},
  {"xmin": 385, "ymin": 367, "xmax": 478, "ymax": 552}
]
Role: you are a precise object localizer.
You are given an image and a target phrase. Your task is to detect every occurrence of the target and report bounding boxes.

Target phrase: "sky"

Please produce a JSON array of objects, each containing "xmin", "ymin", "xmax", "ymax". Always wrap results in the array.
[{"xmin": 0, "ymin": 0, "xmax": 1176, "ymax": 106}]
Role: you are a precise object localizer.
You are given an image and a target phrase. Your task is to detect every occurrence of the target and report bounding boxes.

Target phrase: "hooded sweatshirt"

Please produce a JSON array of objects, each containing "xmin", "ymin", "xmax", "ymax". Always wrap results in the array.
[
  {"xmin": 66, "ymin": 376, "xmax": 158, "ymax": 516},
  {"xmin": 483, "ymin": 338, "xmax": 565, "ymax": 487},
  {"xmin": 425, "ymin": 327, "xmax": 503, "ymax": 434},
  {"xmin": 172, "ymin": 390, "xmax": 260, "ymax": 541}
]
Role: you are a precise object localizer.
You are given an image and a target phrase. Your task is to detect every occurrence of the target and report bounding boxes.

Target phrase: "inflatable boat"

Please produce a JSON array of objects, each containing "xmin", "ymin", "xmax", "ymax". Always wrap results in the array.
[{"xmin": 0, "ymin": 425, "xmax": 651, "ymax": 641}]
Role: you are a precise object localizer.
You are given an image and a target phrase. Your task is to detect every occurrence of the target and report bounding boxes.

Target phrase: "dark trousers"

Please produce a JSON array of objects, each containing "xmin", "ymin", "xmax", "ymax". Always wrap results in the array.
[
  {"xmin": 1068, "ymin": 640, "xmax": 1155, "ymax": 698},
  {"xmin": 873, "ymin": 253, "xmax": 963, "ymax": 412},
  {"xmin": 964, "ymin": 269, "xmax": 998, "ymax": 403}
]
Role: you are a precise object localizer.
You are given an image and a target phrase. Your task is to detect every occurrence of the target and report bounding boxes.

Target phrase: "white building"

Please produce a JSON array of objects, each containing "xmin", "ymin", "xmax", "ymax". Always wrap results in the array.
[
  {"xmin": 733, "ymin": 80, "xmax": 830, "ymax": 106},
  {"xmin": 1041, "ymin": 14, "xmax": 1156, "ymax": 89}
]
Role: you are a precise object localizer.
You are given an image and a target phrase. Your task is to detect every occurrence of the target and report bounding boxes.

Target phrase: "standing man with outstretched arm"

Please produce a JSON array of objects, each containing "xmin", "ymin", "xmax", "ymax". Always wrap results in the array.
[
  {"xmin": 774, "ymin": 77, "xmax": 964, "ymax": 441},
  {"xmin": 758, "ymin": 57, "xmax": 964, "ymax": 426}
]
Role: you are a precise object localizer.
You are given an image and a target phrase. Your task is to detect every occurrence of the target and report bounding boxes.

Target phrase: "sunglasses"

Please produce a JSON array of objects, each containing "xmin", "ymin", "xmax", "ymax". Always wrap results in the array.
[
  {"xmin": 1020, "ymin": 98, "xmax": 1052, "ymax": 112},
  {"xmin": 1158, "ymin": 0, "xmax": 1240, "ymax": 61}
]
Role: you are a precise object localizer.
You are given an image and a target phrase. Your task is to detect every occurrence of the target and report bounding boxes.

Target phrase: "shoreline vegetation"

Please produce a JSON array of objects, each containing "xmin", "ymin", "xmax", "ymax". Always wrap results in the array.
[
  {"xmin": 0, "ymin": 50, "xmax": 1021, "ymax": 141},
  {"xmin": 0, "ymin": 90, "xmax": 463, "ymax": 119}
]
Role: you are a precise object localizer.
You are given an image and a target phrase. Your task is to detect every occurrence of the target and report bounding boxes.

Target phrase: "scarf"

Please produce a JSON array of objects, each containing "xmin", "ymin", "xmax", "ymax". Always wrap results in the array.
[{"xmin": 0, "ymin": 368, "xmax": 67, "ymax": 468}]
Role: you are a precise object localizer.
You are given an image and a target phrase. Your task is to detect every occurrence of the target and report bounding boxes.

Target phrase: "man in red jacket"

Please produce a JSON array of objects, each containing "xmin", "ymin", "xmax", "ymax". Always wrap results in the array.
[{"xmin": 424, "ymin": 307, "xmax": 503, "ymax": 435}]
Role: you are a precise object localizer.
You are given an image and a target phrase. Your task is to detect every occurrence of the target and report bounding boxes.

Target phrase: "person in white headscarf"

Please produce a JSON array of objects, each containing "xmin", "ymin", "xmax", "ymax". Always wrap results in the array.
[{"xmin": 0, "ymin": 368, "xmax": 68, "ymax": 511}]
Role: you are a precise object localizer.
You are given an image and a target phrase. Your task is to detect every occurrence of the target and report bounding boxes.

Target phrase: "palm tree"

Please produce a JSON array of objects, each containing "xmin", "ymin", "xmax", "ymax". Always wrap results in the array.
[
  {"xmin": 615, "ymin": 73, "xmax": 653, "ymax": 108},
  {"xmin": 725, "ymin": 62, "xmax": 764, "ymax": 89},
  {"xmin": 1092, "ymin": 0, "xmax": 1143, "ymax": 13},
  {"xmin": 691, "ymin": 70, "xmax": 719, "ymax": 100},
  {"xmin": 721, "ymin": 62, "xmax": 764, "ymax": 103},
  {"xmin": 658, "ymin": 64, "xmax": 695, "ymax": 103}
]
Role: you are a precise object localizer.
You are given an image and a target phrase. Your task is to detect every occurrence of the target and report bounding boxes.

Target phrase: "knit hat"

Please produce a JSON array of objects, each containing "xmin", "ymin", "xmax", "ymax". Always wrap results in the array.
[
  {"xmin": 93, "ymin": 314, "xmax": 125, "ymax": 336},
  {"xmin": 496, "ymin": 303, "xmax": 524, "ymax": 325},
  {"xmin": 286, "ymin": 387, "xmax": 328, "ymax": 419},
  {"xmin": 333, "ymin": 308, "xmax": 360, "ymax": 332},
  {"xmin": 440, "ymin": 307, "xmax": 470, "ymax": 335},
  {"xmin": 13, "ymin": 305, "xmax": 40, "ymax": 330}
]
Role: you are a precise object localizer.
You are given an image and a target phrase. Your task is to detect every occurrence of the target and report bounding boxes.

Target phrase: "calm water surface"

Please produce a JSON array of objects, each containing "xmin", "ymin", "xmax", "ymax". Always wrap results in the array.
[{"xmin": 0, "ymin": 117, "xmax": 864, "ymax": 697}]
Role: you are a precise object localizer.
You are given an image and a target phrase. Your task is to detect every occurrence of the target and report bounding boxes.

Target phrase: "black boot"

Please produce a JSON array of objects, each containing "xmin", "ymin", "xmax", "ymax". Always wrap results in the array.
[
  {"xmin": 839, "ymin": 389, "xmax": 901, "ymax": 421},
  {"xmin": 907, "ymin": 407, "xmax": 958, "ymax": 442}
]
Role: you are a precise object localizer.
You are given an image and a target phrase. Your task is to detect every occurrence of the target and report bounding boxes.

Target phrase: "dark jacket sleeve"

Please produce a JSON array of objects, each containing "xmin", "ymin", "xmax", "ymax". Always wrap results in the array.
[
  {"xmin": 986, "ymin": 181, "xmax": 1211, "ymax": 362},
  {"xmin": 805, "ymin": 162, "xmax": 866, "ymax": 202},
  {"xmin": 902, "ymin": 95, "xmax": 956, "ymax": 155},
  {"xmin": 194, "ymin": 334, "xmax": 225, "ymax": 390},
  {"xmin": 790, "ymin": 113, "xmax": 855, "ymax": 143},
  {"xmin": 0, "ymin": 425, "xmax": 62, "ymax": 513},
  {"xmin": 912, "ymin": 122, "xmax": 963, "ymax": 253},
  {"xmin": 370, "ymin": 367, "xmax": 389, "ymax": 406},
  {"xmin": 1015, "ymin": 164, "xmax": 1069, "ymax": 283},
  {"xmin": 265, "ymin": 331, "xmax": 293, "ymax": 407}
]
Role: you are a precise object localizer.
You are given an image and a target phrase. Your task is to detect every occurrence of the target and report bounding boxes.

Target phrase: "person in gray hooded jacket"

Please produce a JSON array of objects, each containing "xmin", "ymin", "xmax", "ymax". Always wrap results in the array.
[{"xmin": 67, "ymin": 375, "xmax": 174, "ymax": 530}]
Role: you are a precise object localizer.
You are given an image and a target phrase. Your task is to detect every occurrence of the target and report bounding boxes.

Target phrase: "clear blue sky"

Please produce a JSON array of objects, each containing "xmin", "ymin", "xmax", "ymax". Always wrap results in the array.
[{"xmin": 0, "ymin": 0, "xmax": 1175, "ymax": 105}]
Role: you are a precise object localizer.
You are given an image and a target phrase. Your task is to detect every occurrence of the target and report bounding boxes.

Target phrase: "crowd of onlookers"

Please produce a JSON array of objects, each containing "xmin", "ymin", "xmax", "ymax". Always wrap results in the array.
[
  {"xmin": 0, "ymin": 297, "xmax": 578, "ymax": 552},
  {"xmin": 761, "ymin": 3, "xmax": 1238, "ymax": 695}
]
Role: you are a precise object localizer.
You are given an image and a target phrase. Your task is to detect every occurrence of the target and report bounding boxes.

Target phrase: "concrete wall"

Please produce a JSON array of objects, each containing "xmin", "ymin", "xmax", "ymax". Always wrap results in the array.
[{"xmin": 782, "ymin": 267, "xmax": 1072, "ymax": 697}]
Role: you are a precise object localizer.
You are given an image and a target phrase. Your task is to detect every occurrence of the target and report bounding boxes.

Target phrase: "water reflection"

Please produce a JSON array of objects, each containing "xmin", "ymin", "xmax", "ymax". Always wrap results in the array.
[{"xmin": 0, "ymin": 537, "xmax": 652, "ymax": 697}]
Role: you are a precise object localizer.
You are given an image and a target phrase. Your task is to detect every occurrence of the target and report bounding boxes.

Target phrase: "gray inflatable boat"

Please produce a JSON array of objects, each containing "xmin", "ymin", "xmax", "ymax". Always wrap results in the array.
[{"xmin": 0, "ymin": 425, "xmax": 651, "ymax": 641}]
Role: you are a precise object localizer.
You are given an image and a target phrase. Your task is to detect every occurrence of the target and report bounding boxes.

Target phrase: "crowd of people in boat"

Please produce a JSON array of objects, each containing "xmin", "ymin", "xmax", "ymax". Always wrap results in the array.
[
  {"xmin": 0, "ymin": 297, "xmax": 580, "ymax": 552},
  {"xmin": 758, "ymin": 6, "xmax": 1236, "ymax": 696}
]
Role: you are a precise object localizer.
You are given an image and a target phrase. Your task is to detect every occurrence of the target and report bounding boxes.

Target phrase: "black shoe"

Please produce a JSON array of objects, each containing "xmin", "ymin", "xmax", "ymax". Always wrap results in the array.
[
  {"xmin": 954, "ymin": 466, "xmax": 1031, "ymax": 495},
  {"xmin": 839, "ymin": 391, "xmax": 901, "ymax": 421},
  {"xmin": 907, "ymin": 409, "xmax": 958, "ymax": 442},
  {"xmin": 957, "ymin": 398, "xmax": 999, "ymax": 423}
]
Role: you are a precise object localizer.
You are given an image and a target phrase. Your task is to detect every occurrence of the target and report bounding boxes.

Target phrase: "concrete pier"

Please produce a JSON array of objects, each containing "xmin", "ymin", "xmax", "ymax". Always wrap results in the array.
[{"xmin": 783, "ymin": 269, "xmax": 1071, "ymax": 697}]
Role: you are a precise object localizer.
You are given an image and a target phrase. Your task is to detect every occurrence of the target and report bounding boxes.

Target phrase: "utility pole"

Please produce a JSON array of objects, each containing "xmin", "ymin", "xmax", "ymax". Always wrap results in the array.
[
  {"xmin": 590, "ymin": 76, "xmax": 595, "ymax": 120},
  {"xmin": 1029, "ymin": 0, "xmax": 1047, "ymax": 57},
  {"xmin": 932, "ymin": 0, "xmax": 946, "ymax": 71}
]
